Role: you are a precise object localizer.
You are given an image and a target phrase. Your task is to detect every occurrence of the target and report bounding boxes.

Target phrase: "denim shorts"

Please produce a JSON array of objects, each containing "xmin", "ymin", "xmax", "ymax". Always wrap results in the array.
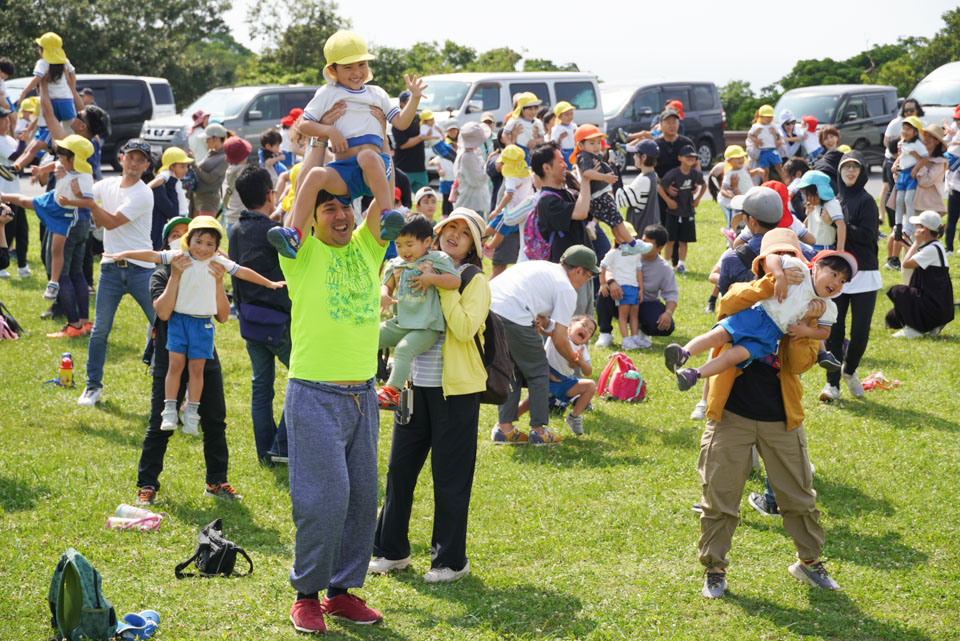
[
  {"xmin": 166, "ymin": 311, "xmax": 215, "ymax": 360},
  {"xmin": 328, "ymin": 153, "xmax": 393, "ymax": 205}
]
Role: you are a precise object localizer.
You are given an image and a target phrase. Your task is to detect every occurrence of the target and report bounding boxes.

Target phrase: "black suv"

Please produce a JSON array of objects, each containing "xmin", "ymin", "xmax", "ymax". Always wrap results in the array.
[{"xmin": 602, "ymin": 82, "xmax": 726, "ymax": 170}]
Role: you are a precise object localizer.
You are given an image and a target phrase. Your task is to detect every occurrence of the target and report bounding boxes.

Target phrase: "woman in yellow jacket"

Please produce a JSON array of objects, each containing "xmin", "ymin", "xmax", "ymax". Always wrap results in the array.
[{"xmin": 371, "ymin": 208, "xmax": 490, "ymax": 584}]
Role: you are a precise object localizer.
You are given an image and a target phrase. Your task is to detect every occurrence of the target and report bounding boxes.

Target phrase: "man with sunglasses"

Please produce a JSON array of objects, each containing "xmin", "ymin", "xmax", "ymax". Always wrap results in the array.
[{"xmin": 75, "ymin": 138, "xmax": 156, "ymax": 407}]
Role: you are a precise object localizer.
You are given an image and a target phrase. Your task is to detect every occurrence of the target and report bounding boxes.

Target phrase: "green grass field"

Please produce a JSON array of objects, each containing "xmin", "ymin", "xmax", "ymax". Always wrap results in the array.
[{"xmin": 2, "ymin": 201, "xmax": 959, "ymax": 640}]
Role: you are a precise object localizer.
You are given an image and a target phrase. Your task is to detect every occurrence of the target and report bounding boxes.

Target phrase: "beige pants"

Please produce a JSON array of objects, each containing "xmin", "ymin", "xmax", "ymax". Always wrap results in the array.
[{"xmin": 697, "ymin": 410, "xmax": 824, "ymax": 570}]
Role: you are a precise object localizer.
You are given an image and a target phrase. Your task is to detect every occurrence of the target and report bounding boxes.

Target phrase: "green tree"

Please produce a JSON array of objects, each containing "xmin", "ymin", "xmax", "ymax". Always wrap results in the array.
[
  {"xmin": 244, "ymin": 0, "xmax": 348, "ymax": 80},
  {"xmin": 523, "ymin": 58, "xmax": 579, "ymax": 72}
]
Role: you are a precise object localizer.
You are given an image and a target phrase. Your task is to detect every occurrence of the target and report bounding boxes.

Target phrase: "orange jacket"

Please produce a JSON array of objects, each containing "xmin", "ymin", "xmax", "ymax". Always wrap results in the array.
[{"xmin": 705, "ymin": 274, "xmax": 820, "ymax": 430}]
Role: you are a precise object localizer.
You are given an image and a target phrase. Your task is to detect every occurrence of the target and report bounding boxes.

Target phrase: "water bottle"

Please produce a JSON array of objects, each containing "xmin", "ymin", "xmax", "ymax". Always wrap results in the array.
[
  {"xmin": 115, "ymin": 504, "xmax": 156, "ymax": 519},
  {"xmin": 59, "ymin": 353, "xmax": 74, "ymax": 388}
]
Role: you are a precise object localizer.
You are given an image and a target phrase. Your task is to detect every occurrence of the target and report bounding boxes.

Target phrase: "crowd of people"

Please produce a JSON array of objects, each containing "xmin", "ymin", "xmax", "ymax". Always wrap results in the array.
[{"xmin": 1, "ymin": 29, "xmax": 958, "ymax": 631}]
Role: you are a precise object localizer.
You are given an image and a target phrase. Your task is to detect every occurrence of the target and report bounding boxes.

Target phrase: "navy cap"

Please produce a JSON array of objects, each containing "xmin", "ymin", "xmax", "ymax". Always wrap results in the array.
[
  {"xmin": 678, "ymin": 144, "xmax": 697, "ymax": 157},
  {"xmin": 399, "ymin": 90, "xmax": 412, "ymax": 104},
  {"xmin": 635, "ymin": 139, "xmax": 659, "ymax": 158}
]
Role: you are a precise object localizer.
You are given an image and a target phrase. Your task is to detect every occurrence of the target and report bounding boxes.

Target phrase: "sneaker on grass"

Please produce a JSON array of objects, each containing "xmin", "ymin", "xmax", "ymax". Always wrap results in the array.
[
  {"xmin": 818, "ymin": 384, "xmax": 840, "ymax": 403},
  {"xmin": 748, "ymin": 491, "xmax": 780, "ymax": 517},
  {"xmin": 204, "ymin": 482, "xmax": 242, "ymax": 500},
  {"xmin": 321, "ymin": 593, "xmax": 382, "ymax": 625},
  {"xmin": 136, "ymin": 487, "xmax": 156, "ymax": 506},
  {"xmin": 490, "ymin": 425, "xmax": 528, "ymax": 444},
  {"xmin": 596, "ymin": 332, "xmax": 614, "ymax": 348},
  {"xmin": 18, "ymin": 265, "xmax": 31, "ymax": 278},
  {"xmin": 564, "ymin": 413, "xmax": 584, "ymax": 436},
  {"xmin": 841, "ymin": 369, "xmax": 864, "ymax": 398},
  {"xmin": 0, "ymin": 269, "xmax": 9, "ymax": 279},
  {"xmin": 423, "ymin": 560, "xmax": 470, "ymax": 583},
  {"xmin": 290, "ymin": 598, "xmax": 326, "ymax": 634},
  {"xmin": 702, "ymin": 570, "xmax": 727, "ymax": 598},
  {"xmin": 77, "ymin": 385, "xmax": 102, "ymax": 407},
  {"xmin": 788, "ymin": 560, "xmax": 840, "ymax": 590},
  {"xmin": 529, "ymin": 427, "xmax": 562, "ymax": 445},
  {"xmin": 368, "ymin": 556, "xmax": 410, "ymax": 575}
]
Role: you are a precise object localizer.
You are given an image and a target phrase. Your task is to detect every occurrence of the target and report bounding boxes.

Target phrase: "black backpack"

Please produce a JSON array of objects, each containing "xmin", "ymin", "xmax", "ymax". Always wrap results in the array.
[
  {"xmin": 48, "ymin": 549, "xmax": 117, "ymax": 641},
  {"xmin": 175, "ymin": 519, "xmax": 253, "ymax": 578},
  {"xmin": 459, "ymin": 265, "xmax": 512, "ymax": 405},
  {"xmin": 0, "ymin": 300, "xmax": 23, "ymax": 338}
]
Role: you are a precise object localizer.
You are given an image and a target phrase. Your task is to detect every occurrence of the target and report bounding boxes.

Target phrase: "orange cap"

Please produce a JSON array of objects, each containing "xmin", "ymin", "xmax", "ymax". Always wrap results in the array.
[{"xmin": 573, "ymin": 124, "xmax": 605, "ymax": 144}]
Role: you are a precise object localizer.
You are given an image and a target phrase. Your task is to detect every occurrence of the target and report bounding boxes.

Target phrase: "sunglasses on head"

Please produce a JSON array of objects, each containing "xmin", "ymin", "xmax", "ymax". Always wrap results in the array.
[{"xmin": 904, "ymin": 108, "xmax": 916, "ymax": 114}]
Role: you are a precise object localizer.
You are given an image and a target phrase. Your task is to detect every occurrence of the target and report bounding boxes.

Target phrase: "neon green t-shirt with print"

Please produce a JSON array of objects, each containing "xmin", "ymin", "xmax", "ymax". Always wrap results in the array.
[{"xmin": 280, "ymin": 220, "xmax": 386, "ymax": 382}]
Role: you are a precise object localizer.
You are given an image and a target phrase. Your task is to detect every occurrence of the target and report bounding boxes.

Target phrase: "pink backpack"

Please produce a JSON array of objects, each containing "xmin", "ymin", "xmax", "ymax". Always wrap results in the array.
[
  {"xmin": 597, "ymin": 352, "xmax": 646, "ymax": 402},
  {"xmin": 522, "ymin": 190, "xmax": 568, "ymax": 261}
]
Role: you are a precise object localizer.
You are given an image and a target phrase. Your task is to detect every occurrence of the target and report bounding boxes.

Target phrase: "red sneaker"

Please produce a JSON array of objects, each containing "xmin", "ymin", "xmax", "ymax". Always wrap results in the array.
[
  {"xmin": 290, "ymin": 598, "xmax": 326, "ymax": 634},
  {"xmin": 321, "ymin": 593, "xmax": 382, "ymax": 625},
  {"xmin": 376, "ymin": 386, "xmax": 401, "ymax": 409}
]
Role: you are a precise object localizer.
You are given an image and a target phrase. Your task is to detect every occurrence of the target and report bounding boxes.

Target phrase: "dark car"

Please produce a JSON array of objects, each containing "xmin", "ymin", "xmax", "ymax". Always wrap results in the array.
[
  {"xmin": 602, "ymin": 81, "xmax": 726, "ymax": 170},
  {"xmin": 774, "ymin": 84, "xmax": 898, "ymax": 171}
]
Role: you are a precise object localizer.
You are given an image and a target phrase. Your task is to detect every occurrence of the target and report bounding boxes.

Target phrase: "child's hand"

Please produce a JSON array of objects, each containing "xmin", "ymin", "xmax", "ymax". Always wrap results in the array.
[
  {"xmin": 207, "ymin": 260, "xmax": 226, "ymax": 280},
  {"xmin": 405, "ymin": 74, "xmax": 427, "ymax": 99},
  {"xmin": 785, "ymin": 322, "xmax": 814, "ymax": 338},
  {"xmin": 70, "ymin": 178, "xmax": 84, "ymax": 198},
  {"xmin": 820, "ymin": 208, "xmax": 833, "ymax": 225},
  {"xmin": 773, "ymin": 272, "xmax": 789, "ymax": 303},
  {"xmin": 370, "ymin": 105, "xmax": 387, "ymax": 132},
  {"xmin": 380, "ymin": 293, "xmax": 396, "ymax": 316},
  {"xmin": 170, "ymin": 253, "xmax": 193, "ymax": 276},
  {"xmin": 803, "ymin": 298, "xmax": 826, "ymax": 321},
  {"xmin": 666, "ymin": 198, "xmax": 678, "ymax": 210},
  {"xmin": 603, "ymin": 173, "xmax": 618, "ymax": 184},
  {"xmin": 57, "ymin": 194, "xmax": 70, "ymax": 206},
  {"xmin": 267, "ymin": 280, "xmax": 287, "ymax": 290},
  {"xmin": 409, "ymin": 262, "xmax": 436, "ymax": 294},
  {"xmin": 328, "ymin": 129, "xmax": 348, "ymax": 154}
]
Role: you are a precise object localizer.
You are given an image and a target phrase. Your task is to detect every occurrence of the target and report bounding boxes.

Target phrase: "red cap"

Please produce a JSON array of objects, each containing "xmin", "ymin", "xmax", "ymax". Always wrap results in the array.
[
  {"xmin": 953, "ymin": 104, "xmax": 960, "ymax": 120},
  {"xmin": 761, "ymin": 180, "xmax": 792, "ymax": 228},
  {"xmin": 801, "ymin": 115, "xmax": 818, "ymax": 133},
  {"xmin": 811, "ymin": 249, "xmax": 859, "ymax": 281},
  {"xmin": 666, "ymin": 100, "xmax": 684, "ymax": 120},
  {"xmin": 281, "ymin": 108, "xmax": 304, "ymax": 127},
  {"xmin": 223, "ymin": 136, "xmax": 252, "ymax": 165},
  {"xmin": 394, "ymin": 186, "xmax": 402, "ymax": 201}
]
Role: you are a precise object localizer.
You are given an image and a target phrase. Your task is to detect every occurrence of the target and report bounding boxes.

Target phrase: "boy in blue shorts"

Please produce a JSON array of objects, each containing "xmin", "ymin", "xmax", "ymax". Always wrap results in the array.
[
  {"xmin": 749, "ymin": 105, "xmax": 785, "ymax": 183},
  {"xmin": 530, "ymin": 314, "xmax": 597, "ymax": 436},
  {"xmin": 268, "ymin": 30, "xmax": 425, "ymax": 257}
]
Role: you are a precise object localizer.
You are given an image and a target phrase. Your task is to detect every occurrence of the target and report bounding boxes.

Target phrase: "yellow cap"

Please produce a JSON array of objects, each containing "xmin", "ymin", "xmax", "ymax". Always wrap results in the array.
[
  {"xmin": 282, "ymin": 162, "xmax": 303, "ymax": 212},
  {"xmin": 553, "ymin": 101, "xmax": 574, "ymax": 118},
  {"xmin": 18, "ymin": 96, "xmax": 39, "ymax": 117},
  {"xmin": 159, "ymin": 147, "xmax": 194, "ymax": 173},
  {"xmin": 419, "ymin": 110, "xmax": 434, "ymax": 123},
  {"xmin": 836, "ymin": 144, "xmax": 852, "ymax": 154},
  {"xmin": 53, "ymin": 134, "xmax": 94, "ymax": 174},
  {"xmin": 36, "ymin": 32, "xmax": 67, "ymax": 64},
  {"xmin": 322, "ymin": 30, "xmax": 375, "ymax": 85},
  {"xmin": 902, "ymin": 115, "xmax": 924, "ymax": 134},
  {"xmin": 500, "ymin": 144, "xmax": 530, "ymax": 178},
  {"xmin": 758, "ymin": 104, "xmax": 775, "ymax": 118},
  {"xmin": 180, "ymin": 215, "xmax": 225, "ymax": 251},
  {"xmin": 724, "ymin": 145, "xmax": 748, "ymax": 160},
  {"xmin": 512, "ymin": 92, "xmax": 543, "ymax": 119}
]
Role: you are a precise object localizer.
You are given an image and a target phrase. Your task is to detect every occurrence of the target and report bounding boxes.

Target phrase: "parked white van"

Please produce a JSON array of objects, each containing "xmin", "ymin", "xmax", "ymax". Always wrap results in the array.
[
  {"xmin": 908, "ymin": 61, "xmax": 960, "ymax": 127},
  {"xmin": 417, "ymin": 71, "xmax": 604, "ymax": 130}
]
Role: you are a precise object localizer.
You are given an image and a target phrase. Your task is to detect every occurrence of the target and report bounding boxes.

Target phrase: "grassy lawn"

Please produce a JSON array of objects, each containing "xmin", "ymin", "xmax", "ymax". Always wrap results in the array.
[{"xmin": 2, "ymin": 200, "xmax": 959, "ymax": 640}]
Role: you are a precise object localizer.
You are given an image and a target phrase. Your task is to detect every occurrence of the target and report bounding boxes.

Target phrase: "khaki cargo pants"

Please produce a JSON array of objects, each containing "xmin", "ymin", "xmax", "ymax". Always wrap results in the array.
[{"xmin": 697, "ymin": 410, "xmax": 825, "ymax": 570}]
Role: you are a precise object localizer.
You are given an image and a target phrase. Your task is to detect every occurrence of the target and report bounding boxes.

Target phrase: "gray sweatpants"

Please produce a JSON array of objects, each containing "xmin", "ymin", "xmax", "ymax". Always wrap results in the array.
[
  {"xmin": 286, "ymin": 378, "xmax": 379, "ymax": 593},
  {"xmin": 496, "ymin": 316, "xmax": 550, "ymax": 428},
  {"xmin": 379, "ymin": 318, "xmax": 440, "ymax": 389}
]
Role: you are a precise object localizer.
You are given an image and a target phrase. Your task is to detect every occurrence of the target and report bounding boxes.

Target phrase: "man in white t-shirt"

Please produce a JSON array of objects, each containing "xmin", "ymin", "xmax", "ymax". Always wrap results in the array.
[
  {"xmin": 76, "ymin": 139, "xmax": 156, "ymax": 406},
  {"xmin": 489, "ymin": 245, "xmax": 599, "ymax": 445}
]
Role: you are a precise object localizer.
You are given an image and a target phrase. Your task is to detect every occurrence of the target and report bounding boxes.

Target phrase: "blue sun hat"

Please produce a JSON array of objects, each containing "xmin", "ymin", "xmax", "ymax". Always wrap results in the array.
[
  {"xmin": 116, "ymin": 611, "xmax": 159, "ymax": 640},
  {"xmin": 796, "ymin": 170, "xmax": 835, "ymax": 201}
]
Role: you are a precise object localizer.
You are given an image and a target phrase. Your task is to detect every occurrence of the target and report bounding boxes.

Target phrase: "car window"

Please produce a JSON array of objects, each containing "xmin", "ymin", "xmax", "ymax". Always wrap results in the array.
[
  {"xmin": 469, "ymin": 83, "xmax": 501, "ymax": 111},
  {"xmin": 865, "ymin": 95, "xmax": 885, "ymax": 118},
  {"xmin": 509, "ymin": 83, "xmax": 550, "ymax": 107},
  {"xmin": 76, "ymin": 84, "xmax": 108, "ymax": 109},
  {"xmin": 150, "ymin": 83, "xmax": 174, "ymax": 106},
  {"xmin": 691, "ymin": 85, "xmax": 715, "ymax": 111},
  {"xmin": 630, "ymin": 91, "xmax": 660, "ymax": 120},
  {"xmin": 661, "ymin": 87, "xmax": 690, "ymax": 111},
  {"xmin": 249, "ymin": 92, "xmax": 283, "ymax": 120},
  {"xmin": 883, "ymin": 91, "xmax": 898, "ymax": 114},
  {"xmin": 843, "ymin": 97, "xmax": 867, "ymax": 120},
  {"xmin": 555, "ymin": 82, "xmax": 596, "ymax": 110},
  {"xmin": 113, "ymin": 81, "xmax": 145, "ymax": 109},
  {"xmin": 282, "ymin": 92, "xmax": 314, "ymax": 115}
]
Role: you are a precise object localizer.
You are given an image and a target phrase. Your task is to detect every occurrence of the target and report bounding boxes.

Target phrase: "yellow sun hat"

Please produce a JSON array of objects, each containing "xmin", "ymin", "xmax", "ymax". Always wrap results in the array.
[
  {"xmin": 553, "ymin": 101, "xmax": 575, "ymax": 118},
  {"xmin": 53, "ymin": 134, "xmax": 94, "ymax": 174},
  {"xmin": 159, "ymin": 147, "xmax": 194, "ymax": 173},
  {"xmin": 282, "ymin": 162, "xmax": 303, "ymax": 212},
  {"xmin": 500, "ymin": 144, "xmax": 530, "ymax": 178},
  {"xmin": 322, "ymin": 30, "xmax": 375, "ymax": 85},
  {"xmin": 724, "ymin": 144, "xmax": 748, "ymax": 160},
  {"xmin": 36, "ymin": 32, "xmax": 67, "ymax": 64},
  {"xmin": 180, "ymin": 215, "xmax": 225, "ymax": 251},
  {"xmin": 18, "ymin": 96, "xmax": 39, "ymax": 117},
  {"xmin": 836, "ymin": 144, "xmax": 852, "ymax": 154},
  {"xmin": 511, "ymin": 92, "xmax": 543, "ymax": 119},
  {"xmin": 902, "ymin": 115, "xmax": 924, "ymax": 134},
  {"xmin": 758, "ymin": 104, "xmax": 775, "ymax": 118},
  {"xmin": 419, "ymin": 109, "xmax": 434, "ymax": 123}
]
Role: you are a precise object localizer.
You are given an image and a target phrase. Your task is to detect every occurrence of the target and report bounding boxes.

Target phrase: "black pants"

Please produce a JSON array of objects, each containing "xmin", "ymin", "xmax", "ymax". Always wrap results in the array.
[
  {"xmin": 946, "ymin": 189, "xmax": 960, "ymax": 253},
  {"xmin": 597, "ymin": 290, "xmax": 617, "ymax": 333},
  {"xmin": 3, "ymin": 204, "xmax": 28, "ymax": 268},
  {"xmin": 137, "ymin": 368, "xmax": 230, "ymax": 490},
  {"xmin": 825, "ymin": 290, "xmax": 877, "ymax": 387},
  {"xmin": 373, "ymin": 387, "xmax": 480, "ymax": 571}
]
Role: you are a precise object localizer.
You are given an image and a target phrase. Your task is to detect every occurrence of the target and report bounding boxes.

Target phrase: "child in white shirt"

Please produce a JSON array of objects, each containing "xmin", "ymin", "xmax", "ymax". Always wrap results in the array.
[
  {"xmin": 552, "ymin": 102, "xmax": 577, "ymax": 167},
  {"xmin": 503, "ymin": 92, "xmax": 546, "ymax": 163},
  {"xmin": 665, "ymin": 229, "xmax": 854, "ymax": 391},
  {"xmin": 798, "ymin": 170, "xmax": 846, "ymax": 250},
  {"xmin": 718, "ymin": 145, "xmax": 762, "ymax": 231},
  {"xmin": 600, "ymin": 243, "xmax": 647, "ymax": 349},
  {"xmin": 147, "ymin": 147, "xmax": 192, "ymax": 218},
  {"xmin": 800, "ymin": 116, "xmax": 822, "ymax": 160},
  {"xmin": 104, "ymin": 217, "xmax": 285, "ymax": 434},
  {"xmin": 893, "ymin": 116, "xmax": 930, "ymax": 241},
  {"xmin": 748, "ymin": 105, "xmax": 784, "ymax": 183}
]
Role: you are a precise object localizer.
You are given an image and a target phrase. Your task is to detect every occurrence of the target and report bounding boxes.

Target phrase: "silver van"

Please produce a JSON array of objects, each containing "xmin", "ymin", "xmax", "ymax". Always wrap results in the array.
[
  {"xmin": 417, "ymin": 71, "xmax": 604, "ymax": 129},
  {"xmin": 908, "ymin": 61, "xmax": 960, "ymax": 127},
  {"xmin": 140, "ymin": 84, "xmax": 319, "ymax": 158}
]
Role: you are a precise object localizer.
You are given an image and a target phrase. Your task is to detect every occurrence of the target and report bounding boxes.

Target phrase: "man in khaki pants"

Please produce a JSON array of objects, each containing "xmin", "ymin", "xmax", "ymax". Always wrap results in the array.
[{"xmin": 697, "ymin": 264, "xmax": 841, "ymax": 599}]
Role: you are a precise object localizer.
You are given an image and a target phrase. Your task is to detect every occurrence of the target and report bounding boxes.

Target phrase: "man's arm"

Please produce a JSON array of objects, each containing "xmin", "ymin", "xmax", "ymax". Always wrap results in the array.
[
  {"xmin": 572, "ymin": 177, "xmax": 591, "ymax": 220},
  {"xmin": 104, "ymin": 249, "xmax": 162, "ymax": 263},
  {"xmin": 549, "ymin": 322, "xmax": 579, "ymax": 369},
  {"xmin": 211, "ymin": 262, "xmax": 231, "ymax": 323},
  {"xmin": 234, "ymin": 265, "xmax": 286, "ymax": 289},
  {"xmin": 389, "ymin": 75, "xmax": 425, "ymax": 130}
]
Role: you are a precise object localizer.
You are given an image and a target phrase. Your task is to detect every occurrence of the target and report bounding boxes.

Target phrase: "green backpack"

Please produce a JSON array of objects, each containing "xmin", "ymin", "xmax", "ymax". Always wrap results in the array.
[{"xmin": 48, "ymin": 548, "xmax": 118, "ymax": 640}]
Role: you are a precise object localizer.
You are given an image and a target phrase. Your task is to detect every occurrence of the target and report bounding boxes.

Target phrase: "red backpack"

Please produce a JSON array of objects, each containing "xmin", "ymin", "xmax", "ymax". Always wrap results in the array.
[{"xmin": 597, "ymin": 352, "xmax": 646, "ymax": 402}]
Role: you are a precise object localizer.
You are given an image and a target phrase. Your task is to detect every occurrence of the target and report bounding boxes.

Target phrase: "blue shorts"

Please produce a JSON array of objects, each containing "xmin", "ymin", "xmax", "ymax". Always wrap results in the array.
[
  {"xmin": 33, "ymin": 191, "xmax": 76, "ymax": 237},
  {"xmin": 617, "ymin": 285, "xmax": 640, "ymax": 306},
  {"xmin": 166, "ymin": 311, "xmax": 216, "ymax": 360},
  {"xmin": 811, "ymin": 244, "xmax": 835, "ymax": 251},
  {"xmin": 34, "ymin": 99, "xmax": 77, "ymax": 144},
  {"xmin": 808, "ymin": 147, "xmax": 823, "ymax": 160},
  {"xmin": 717, "ymin": 305, "xmax": 783, "ymax": 368},
  {"xmin": 757, "ymin": 149, "xmax": 782, "ymax": 168},
  {"xmin": 946, "ymin": 152, "xmax": 960, "ymax": 172},
  {"xmin": 438, "ymin": 180, "xmax": 453, "ymax": 196},
  {"xmin": 549, "ymin": 374, "xmax": 580, "ymax": 399},
  {"xmin": 517, "ymin": 144, "xmax": 530, "ymax": 165},
  {"xmin": 560, "ymin": 148, "xmax": 573, "ymax": 168},
  {"xmin": 896, "ymin": 171, "xmax": 918, "ymax": 191},
  {"xmin": 327, "ymin": 152, "xmax": 393, "ymax": 205}
]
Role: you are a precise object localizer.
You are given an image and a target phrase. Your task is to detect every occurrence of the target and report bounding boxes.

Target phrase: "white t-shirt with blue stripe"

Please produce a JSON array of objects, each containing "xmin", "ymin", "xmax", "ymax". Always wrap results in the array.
[{"xmin": 303, "ymin": 84, "xmax": 400, "ymax": 149}]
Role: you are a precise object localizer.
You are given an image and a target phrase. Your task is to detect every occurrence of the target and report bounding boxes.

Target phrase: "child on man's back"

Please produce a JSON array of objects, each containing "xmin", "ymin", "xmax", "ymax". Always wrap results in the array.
[
  {"xmin": 268, "ymin": 30, "xmax": 424, "ymax": 258},
  {"xmin": 664, "ymin": 229, "xmax": 854, "ymax": 391},
  {"xmin": 377, "ymin": 214, "xmax": 461, "ymax": 408},
  {"xmin": 102, "ymin": 217, "xmax": 285, "ymax": 434}
]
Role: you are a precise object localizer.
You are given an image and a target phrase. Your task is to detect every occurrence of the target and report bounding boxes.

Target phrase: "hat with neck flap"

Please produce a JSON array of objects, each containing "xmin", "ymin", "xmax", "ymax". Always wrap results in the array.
[{"xmin": 323, "ymin": 30, "xmax": 375, "ymax": 85}]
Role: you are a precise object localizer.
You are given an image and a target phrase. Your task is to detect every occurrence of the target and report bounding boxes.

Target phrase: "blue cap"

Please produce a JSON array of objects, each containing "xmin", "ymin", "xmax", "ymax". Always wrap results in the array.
[
  {"xmin": 796, "ymin": 170, "xmax": 835, "ymax": 201},
  {"xmin": 635, "ymin": 139, "xmax": 659, "ymax": 158}
]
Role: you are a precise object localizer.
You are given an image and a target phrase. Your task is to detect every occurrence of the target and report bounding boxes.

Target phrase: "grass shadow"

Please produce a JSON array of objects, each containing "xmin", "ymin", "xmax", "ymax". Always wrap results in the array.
[
  {"xmin": 383, "ymin": 573, "xmax": 595, "ymax": 639},
  {"xmin": 813, "ymin": 475, "xmax": 896, "ymax": 518},
  {"xmin": 841, "ymin": 398, "xmax": 959, "ymax": 433},
  {"xmin": 729, "ymin": 589, "xmax": 933, "ymax": 641},
  {"xmin": 0, "ymin": 475, "xmax": 53, "ymax": 511},
  {"xmin": 75, "ymin": 422, "xmax": 146, "ymax": 448},
  {"xmin": 163, "ymin": 498, "xmax": 289, "ymax": 556}
]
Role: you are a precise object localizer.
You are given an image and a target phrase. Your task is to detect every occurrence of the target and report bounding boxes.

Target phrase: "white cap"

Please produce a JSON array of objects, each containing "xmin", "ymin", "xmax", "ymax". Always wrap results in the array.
[{"xmin": 908, "ymin": 210, "xmax": 943, "ymax": 232}]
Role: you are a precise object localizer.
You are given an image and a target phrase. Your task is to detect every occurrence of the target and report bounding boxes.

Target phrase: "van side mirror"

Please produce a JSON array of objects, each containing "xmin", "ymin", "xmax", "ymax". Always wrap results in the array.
[
  {"xmin": 843, "ymin": 111, "xmax": 858, "ymax": 122},
  {"xmin": 464, "ymin": 100, "xmax": 483, "ymax": 115},
  {"xmin": 247, "ymin": 110, "xmax": 263, "ymax": 121}
]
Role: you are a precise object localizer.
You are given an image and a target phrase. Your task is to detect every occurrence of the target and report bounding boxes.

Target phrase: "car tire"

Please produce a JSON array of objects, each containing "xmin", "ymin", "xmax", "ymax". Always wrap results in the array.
[
  {"xmin": 696, "ymin": 139, "xmax": 714, "ymax": 169},
  {"xmin": 111, "ymin": 139, "xmax": 129, "ymax": 172},
  {"xmin": 609, "ymin": 146, "xmax": 627, "ymax": 173}
]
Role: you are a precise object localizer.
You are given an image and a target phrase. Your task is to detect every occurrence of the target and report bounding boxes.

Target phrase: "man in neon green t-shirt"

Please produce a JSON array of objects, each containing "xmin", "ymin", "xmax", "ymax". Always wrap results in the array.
[{"xmin": 281, "ymin": 175, "xmax": 393, "ymax": 632}]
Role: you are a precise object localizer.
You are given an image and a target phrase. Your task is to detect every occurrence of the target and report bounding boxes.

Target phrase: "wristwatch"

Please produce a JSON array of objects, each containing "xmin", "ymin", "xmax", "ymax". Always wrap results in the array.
[{"xmin": 309, "ymin": 137, "xmax": 328, "ymax": 148}]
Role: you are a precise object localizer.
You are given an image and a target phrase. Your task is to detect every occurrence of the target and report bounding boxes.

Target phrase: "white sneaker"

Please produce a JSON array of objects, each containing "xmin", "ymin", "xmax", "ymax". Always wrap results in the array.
[
  {"xmin": 17, "ymin": 265, "xmax": 31, "ymax": 278},
  {"xmin": 368, "ymin": 556, "xmax": 411, "ymax": 574},
  {"xmin": 160, "ymin": 407, "xmax": 178, "ymax": 431},
  {"xmin": 841, "ymin": 369, "xmax": 864, "ymax": 399},
  {"xmin": 621, "ymin": 335, "xmax": 636, "ymax": 349},
  {"xmin": 0, "ymin": 269, "xmax": 9, "ymax": 279},
  {"xmin": 927, "ymin": 325, "xmax": 945, "ymax": 337},
  {"xmin": 596, "ymin": 332, "xmax": 614, "ymax": 347},
  {"xmin": 892, "ymin": 326, "xmax": 923, "ymax": 339},
  {"xmin": 181, "ymin": 407, "xmax": 200, "ymax": 435},
  {"xmin": 633, "ymin": 332, "xmax": 652, "ymax": 349},
  {"xmin": 77, "ymin": 386, "xmax": 102, "ymax": 406},
  {"xmin": 690, "ymin": 399, "xmax": 707, "ymax": 421},
  {"xmin": 423, "ymin": 560, "xmax": 470, "ymax": 583},
  {"xmin": 818, "ymin": 384, "xmax": 840, "ymax": 403},
  {"xmin": 564, "ymin": 413, "xmax": 584, "ymax": 436}
]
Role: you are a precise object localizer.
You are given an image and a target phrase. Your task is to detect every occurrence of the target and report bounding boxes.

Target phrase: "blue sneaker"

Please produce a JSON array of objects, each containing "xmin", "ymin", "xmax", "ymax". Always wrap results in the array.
[
  {"xmin": 620, "ymin": 239, "xmax": 654, "ymax": 256},
  {"xmin": 379, "ymin": 209, "xmax": 405, "ymax": 241},
  {"xmin": 529, "ymin": 428, "xmax": 562, "ymax": 445},
  {"xmin": 267, "ymin": 227, "xmax": 301, "ymax": 259}
]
